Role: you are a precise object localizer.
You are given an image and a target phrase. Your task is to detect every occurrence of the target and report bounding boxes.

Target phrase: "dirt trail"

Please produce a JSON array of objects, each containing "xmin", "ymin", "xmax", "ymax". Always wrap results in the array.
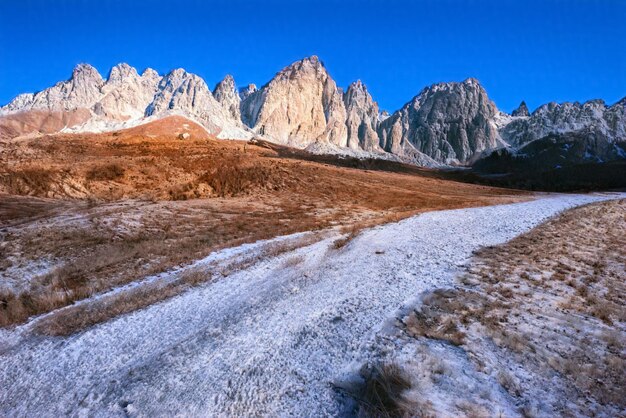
[{"xmin": 0, "ymin": 193, "xmax": 623, "ymax": 416}]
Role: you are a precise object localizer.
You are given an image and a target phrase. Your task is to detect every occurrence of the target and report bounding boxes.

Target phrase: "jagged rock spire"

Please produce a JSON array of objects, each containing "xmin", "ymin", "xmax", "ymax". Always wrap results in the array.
[
  {"xmin": 343, "ymin": 80, "xmax": 380, "ymax": 151},
  {"xmin": 213, "ymin": 74, "xmax": 241, "ymax": 121},
  {"xmin": 512, "ymin": 101, "xmax": 530, "ymax": 117}
]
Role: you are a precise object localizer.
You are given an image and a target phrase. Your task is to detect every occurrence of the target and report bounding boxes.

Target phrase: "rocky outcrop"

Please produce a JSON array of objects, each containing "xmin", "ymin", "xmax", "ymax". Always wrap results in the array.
[
  {"xmin": 212, "ymin": 75, "xmax": 241, "ymax": 121},
  {"xmin": 238, "ymin": 84, "xmax": 257, "ymax": 102},
  {"xmin": 511, "ymin": 101, "xmax": 530, "ymax": 117},
  {"xmin": 343, "ymin": 80, "xmax": 381, "ymax": 151},
  {"xmin": 1, "ymin": 93, "xmax": 35, "ymax": 113},
  {"xmin": 378, "ymin": 78, "xmax": 501, "ymax": 163},
  {"xmin": 240, "ymin": 56, "xmax": 347, "ymax": 147}
]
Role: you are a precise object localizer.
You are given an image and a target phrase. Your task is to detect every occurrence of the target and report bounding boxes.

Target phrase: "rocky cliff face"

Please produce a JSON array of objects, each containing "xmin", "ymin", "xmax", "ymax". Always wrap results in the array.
[
  {"xmin": 4, "ymin": 64, "xmax": 105, "ymax": 113},
  {"xmin": 240, "ymin": 56, "xmax": 347, "ymax": 147},
  {"xmin": 238, "ymin": 84, "xmax": 257, "ymax": 102},
  {"xmin": 343, "ymin": 80, "xmax": 381, "ymax": 151},
  {"xmin": 378, "ymin": 78, "xmax": 501, "ymax": 163},
  {"xmin": 146, "ymin": 69, "xmax": 249, "ymax": 138},
  {"xmin": 212, "ymin": 75, "xmax": 241, "ymax": 121}
]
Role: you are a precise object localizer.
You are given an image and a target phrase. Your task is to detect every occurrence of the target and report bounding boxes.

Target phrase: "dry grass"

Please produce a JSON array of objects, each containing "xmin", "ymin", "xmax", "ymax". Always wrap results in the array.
[
  {"xmin": 404, "ymin": 290, "xmax": 468, "ymax": 347},
  {"xmin": 332, "ymin": 225, "xmax": 361, "ymax": 249},
  {"xmin": 0, "ymin": 116, "xmax": 526, "ymax": 205},
  {"xmin": 352, "ymin": 362, "xmax": 418, "ymax": 418},
  {"xmin": 281, "ymin": 254, "xmax": 305, "ymax": 268},
  {"xmin": 397, "ymin": 199, "xmax": 626, "ymax": 416},
  {"xmin": 86, "ymin": 163, "xmax": 125, "ymax": 181},
  {"xmin": 31, "ymin": 232, "xmax": 325, "ymax": 336}
]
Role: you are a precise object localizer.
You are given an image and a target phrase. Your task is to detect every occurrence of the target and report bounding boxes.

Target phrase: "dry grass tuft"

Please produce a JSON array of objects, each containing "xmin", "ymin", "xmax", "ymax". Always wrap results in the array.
[
  {"xmin": 332, "ymin": 223, "xmax": 365, "ymax": 249},
  {"xmin": 404, "ymin": 293, "xmax": 467, "ymax": 347},
  {"xmin": 282, "ymin": 255, "xmax": 305, "ymax": 268},
  {"xmin": 354, "ymin": 362, "xmax": 418, "ymax": 418}
]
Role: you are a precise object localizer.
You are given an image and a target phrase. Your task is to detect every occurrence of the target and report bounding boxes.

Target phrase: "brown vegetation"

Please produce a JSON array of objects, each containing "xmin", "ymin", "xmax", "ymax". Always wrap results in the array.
[{"xmin": 86, "ymin": 163, "xmax": 125, "ymax": 181}]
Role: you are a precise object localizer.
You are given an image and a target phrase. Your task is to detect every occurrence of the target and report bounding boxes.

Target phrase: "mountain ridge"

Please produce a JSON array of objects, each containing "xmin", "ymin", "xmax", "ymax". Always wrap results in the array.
[{"xmin": 2, "ymin": 56, "xmax": 624, "ymax": 168}]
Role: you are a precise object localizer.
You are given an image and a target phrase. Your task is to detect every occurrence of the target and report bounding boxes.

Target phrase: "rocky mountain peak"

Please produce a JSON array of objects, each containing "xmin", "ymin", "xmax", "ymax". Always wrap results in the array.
[
  {"xmin": 511, "ymin": 101, "xmax": 530, "ymax": 117},
  {"xmin": 343, "ymin": 80, "xmax": 380, "ymax": 150},
  {"xmin": 107, "ymin": 63, "xmax": 139, "ymax": 84},
  {"xmin": 345, "ymin": 80, "xmax": 367, "ymax": 96},
  {"xmin": 378, "ymin": 78, "xmax": 500, "ymax": 162},
  {"xmin": 161, "ymin": 69, "xmax": 188, "ymax": 88},
  {"xmin": 213, "ymin": 74, "xmax": 236, "ymax": 95},
  {"xmin": 141, "ymin": 68, "xmax": 160, "ymax": 81},
  {"xmin": 1, "ymin": 93, "xmax": 34, "ymax": 113},
  {"xmin": 274, "ymin": 55, "xmax": 325, "ymax": 81},
  {"xmin": 25, "ymin": 63, "xmax": 105, "ymax": 112},
  {"xmin": 71, "ymin": 63, "xmax": 104, "ymax": 85},
  {"xmin": 240, "ymin": 56, "xmax": 347, "ymax": 147},
  {"xmin": 213, "ymin": 74, "xmax": 241, "ymax": 121},
  {"xmin": 463, "ymin": 77, "xmax": 480, "ymax": 86},
  {"xmin": 215, "ymin": 74, "xmax": 235, "ymax": 88},
  {"xmin": 95, "ymin": 64, "xmax": 161, "ymax": 120},
  {"xmin": 500, "ymin": 97, "xmax": 625, "ymax": 146}
]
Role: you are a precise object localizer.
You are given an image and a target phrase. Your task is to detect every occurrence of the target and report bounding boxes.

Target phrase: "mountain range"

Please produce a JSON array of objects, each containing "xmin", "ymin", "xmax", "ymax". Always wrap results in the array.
[{"xmin": 1, "ymin": 56, "xmax": 625, "ymax": 168}]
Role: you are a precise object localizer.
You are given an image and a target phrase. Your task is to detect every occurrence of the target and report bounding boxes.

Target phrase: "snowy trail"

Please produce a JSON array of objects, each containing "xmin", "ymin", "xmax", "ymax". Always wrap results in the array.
[{"xmin": 0, "ymin": 193, "xmax": 623, "ymax": 417}]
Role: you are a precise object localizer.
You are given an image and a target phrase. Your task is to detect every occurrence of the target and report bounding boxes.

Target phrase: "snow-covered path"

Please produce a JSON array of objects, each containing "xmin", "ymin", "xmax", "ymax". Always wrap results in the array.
[{"xmin": 0, "ymin": 193, "xmax": 623, "ymax": 417}]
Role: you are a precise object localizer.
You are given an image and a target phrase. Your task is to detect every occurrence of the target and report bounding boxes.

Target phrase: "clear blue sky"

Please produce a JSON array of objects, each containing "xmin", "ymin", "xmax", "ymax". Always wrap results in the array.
[{"xmin": 1, "ymin": 0, "xmax": 625, "ymax": 113}]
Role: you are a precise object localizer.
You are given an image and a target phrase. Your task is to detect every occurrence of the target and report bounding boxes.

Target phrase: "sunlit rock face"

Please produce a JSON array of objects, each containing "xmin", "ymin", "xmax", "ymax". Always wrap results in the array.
[{"xmin": 240, "ymin": 56, "xmax": 348, "ymax": 147}]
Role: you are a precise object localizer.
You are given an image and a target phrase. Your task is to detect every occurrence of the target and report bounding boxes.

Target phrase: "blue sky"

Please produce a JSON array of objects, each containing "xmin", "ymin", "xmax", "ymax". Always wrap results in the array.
[{"xmin": 0, "ymin": 0, "xmax": 624, "ymax": 113}]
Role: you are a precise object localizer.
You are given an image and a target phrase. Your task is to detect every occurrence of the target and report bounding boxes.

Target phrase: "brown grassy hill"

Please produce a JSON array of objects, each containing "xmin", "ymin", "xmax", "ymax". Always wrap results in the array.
[{"xmin": 0, "ymin": 115, "xmax": 524, "ymax": 205}]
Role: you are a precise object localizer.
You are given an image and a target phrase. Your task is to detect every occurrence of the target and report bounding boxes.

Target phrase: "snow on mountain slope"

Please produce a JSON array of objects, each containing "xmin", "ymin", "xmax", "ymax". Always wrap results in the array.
[
  {"xmin": 1, "ymin": 192, "xmax": 623, "ymax": 416},
  {"xmin": 500, "ymin": 99, "xmax": 626, "ymax": 147}
]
